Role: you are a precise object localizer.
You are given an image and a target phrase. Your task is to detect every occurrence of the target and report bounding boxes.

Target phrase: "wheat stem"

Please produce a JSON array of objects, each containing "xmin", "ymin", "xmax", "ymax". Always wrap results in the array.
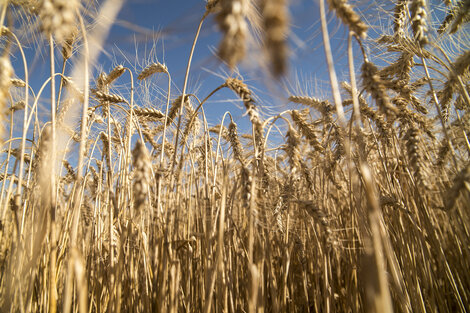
[{"xmin": 171, "ymin": 14, "xmax": 208, "ymax": 178}]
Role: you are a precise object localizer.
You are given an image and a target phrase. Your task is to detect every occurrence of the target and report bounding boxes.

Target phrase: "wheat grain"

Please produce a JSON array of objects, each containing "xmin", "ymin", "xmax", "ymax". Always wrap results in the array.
[
  {"xmin": 0, "ymin": 26, "xmax": 12, "ymax": 37},
  {"xmin": 404, "ymin": 125, "xmax": 427, "ymax": 188},
  {"xmin": 435, "ymin": 138, "xmax": 450, "ymax": 168},
  {"xmin": 133, "ymin": 107, "xmax": 165, "ymax": 121},
  {"xmin": 439, "ymin": 0, "xmax": 470, "ymax": 34},
  {"xmin": 10, "ymin": 101, "xmax": 25, "ymax": 113},
  {"xmin": 137, "ymin": 62, "xmax": 168, "ymax": 80},
  {"xmin": 100, "ymin": 132, "xmax": 111, "ymax": 169},
  {"xmin": 167, "ymin": 95, "xmax": 189, "ymax": 126},
  {"xmin": 61, "ymin": 31, "xmax": 76, "ymax": 60},
  {"xmin": 92, "ymin": 89, "xmax": 127, "ymax": 104},
  {"xmin": 140, "ymin": 122, "xmax": 159, "ymax": 150},
  {"xmin": 216, "ymin": 0, "xmax": 249, "ymax": 69},
  {"xmin": 205, "ymin": 0, "xmax": 220, "ymax": 13},
  {"xmin": 228, "ymin": 121, "xmax": 245, "ymax": 164},
  {"xmin": 360, "ymin": 105, "xmax": 392, "ymax": 144},
  {"xmin": 327, "ymin": 0, "xmax": 368, "ymax": 38},
  {"xmin": 361, "ymin": 61, "xmax": 397, "ymax": 116},
  {"xmin": 39, "ymin": 0, "xmax": 79, "ymax": 44},
  {"xmin": 0, "ymin": 55, "xmax": 12, "ymax": 143},
  {"xmin": 290, "ymin": 109, "xmax": 324, "ymax": 152},
  {"xmin": 393, "ymin": 0, "xmax": 408, "ymax": 37},
  {"xmin": 261, "ymin": 0, "xmax": 289, "ymax": 77},
  {"xmin": 132, "ymin": 141, "xmax": 152, "ymax": 209},
  {"xmin": 284, "ymin": 124, "xmax": 301, "ymax": 172},
  {"xmin": 10, "ymin": 0, "xmax": 40, "ymax": 13},
  {"xmin": 10, "ymin": 78, "xmax": 26, "ymax": 88},
  {"xmin": 444, "ymin": 163, "xmax": 470, "ymax": 210},
  {"xmin": 288, "ymin": 95, "xmax": 334, "ymax": 123},
  {"xmin": 380, "ymin": 52, "xmax": 414, "ymax": 83},
  {"xmin": 410, "ymin": 0, "xmax": 428, "ymax": 45},
  {"xmin": 105, "ymin": 65, "xmax": 125, "ymax": 85},
  {"xmin": 437, "ymin": 51, "xmax": 470, "ymax": 122},
  {"xmin": 225, "ymin": 78, "xmax": 263, "ymax": 145},
  {"xmin": 378, "ymin": 35, "xmax": 431, "ymax": 58},
  {"xmin": 62, "ymin": 160, "xmax": 76, "ymax": 183},
  {"xmin": 240, "ymin": 164, "xmax": 252, "ymax": 208}
]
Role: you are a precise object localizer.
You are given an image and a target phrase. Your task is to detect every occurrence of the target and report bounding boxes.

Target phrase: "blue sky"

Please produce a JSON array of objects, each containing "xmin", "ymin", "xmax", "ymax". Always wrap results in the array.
[
  {"xmin": 95, "ymin": 0, "xmax": 361, "ymax": 128},
  {"xmin": 7, "ymin": 0, "xmax": 386, "ymax": 136}
]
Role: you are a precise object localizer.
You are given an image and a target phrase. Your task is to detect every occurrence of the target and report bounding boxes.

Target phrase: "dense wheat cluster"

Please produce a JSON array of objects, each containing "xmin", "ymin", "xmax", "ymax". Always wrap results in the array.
[{"xmin": 0, "ymin": 0, "xmax": 469, "ymax": 312}]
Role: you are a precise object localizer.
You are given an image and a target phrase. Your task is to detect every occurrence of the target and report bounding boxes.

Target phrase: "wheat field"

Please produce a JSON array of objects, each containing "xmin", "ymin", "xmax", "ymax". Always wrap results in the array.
[{"xmin": 0, "ymin": 0, "xmax": 469, "ymax": 312}]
